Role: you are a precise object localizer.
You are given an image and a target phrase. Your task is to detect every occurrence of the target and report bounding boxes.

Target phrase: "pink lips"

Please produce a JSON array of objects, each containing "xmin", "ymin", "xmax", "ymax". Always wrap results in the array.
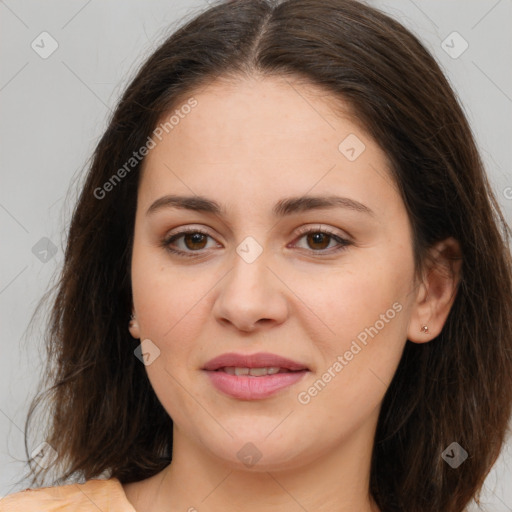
[{"xmin": 202, "ymin": 352, "xmax": 309, "ymax": 400}]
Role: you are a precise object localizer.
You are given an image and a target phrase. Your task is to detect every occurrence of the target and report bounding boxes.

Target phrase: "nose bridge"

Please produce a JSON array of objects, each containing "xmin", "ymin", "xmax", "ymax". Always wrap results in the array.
[
  {"xmin": 227, "ymin": 236, "xmax": 273, "ymax": 302},
  {"xmin": 213, "ymin": 236, "xmax": 288, "ymax": 330}
]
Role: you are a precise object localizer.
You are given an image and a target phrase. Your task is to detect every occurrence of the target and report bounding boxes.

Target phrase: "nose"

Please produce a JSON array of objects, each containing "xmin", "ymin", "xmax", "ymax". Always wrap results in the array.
[{"xmin": 212, "ymin": 247, "xmax": 289, "ymax": 333}]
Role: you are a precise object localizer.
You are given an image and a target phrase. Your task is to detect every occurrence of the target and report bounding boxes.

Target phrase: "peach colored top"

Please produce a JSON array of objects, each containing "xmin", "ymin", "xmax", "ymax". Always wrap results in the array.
[{"xmin": 0, "ymin": 477, "xmax": 136, "ymax": 511}]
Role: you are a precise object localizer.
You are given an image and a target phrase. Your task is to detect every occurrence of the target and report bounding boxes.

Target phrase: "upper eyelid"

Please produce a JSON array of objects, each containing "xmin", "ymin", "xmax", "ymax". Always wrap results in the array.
[
  {"xmin": 164, "ymin": 225, "xmax": 351, "ymax": 251},
  {"xmin": 165, "ymin": 224, "xmax": 348, "ymax": 241},
  {"xmin": 294, "ymin": 224, "xmax": 348, "ymax": 238}
]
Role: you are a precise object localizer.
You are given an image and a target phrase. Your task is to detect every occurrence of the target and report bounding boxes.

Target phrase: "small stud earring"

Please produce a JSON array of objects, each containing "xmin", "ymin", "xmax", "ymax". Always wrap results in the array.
[{"xmin": 420, "ymin": 325, "xmax": 429, "ymax": 333}]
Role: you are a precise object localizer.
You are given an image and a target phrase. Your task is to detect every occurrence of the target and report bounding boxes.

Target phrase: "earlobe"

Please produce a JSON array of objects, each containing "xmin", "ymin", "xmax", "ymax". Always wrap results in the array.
[
  {"xmin": 407, "ymin": 237, "xmax": 462, "ymax": 344},
  {"xmin": 128, "ymin": 313, "xmax": 141, "ymax": 339},
  {"xmin": 407, "ymin": 280, "xmax": 433, "ymax": 343}
]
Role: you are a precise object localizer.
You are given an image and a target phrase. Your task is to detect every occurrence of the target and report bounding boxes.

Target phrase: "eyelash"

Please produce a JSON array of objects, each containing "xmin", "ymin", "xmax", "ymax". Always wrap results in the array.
[{"xmin": 161, "ymin": 226, "xmax": 352, "ymax": 259}]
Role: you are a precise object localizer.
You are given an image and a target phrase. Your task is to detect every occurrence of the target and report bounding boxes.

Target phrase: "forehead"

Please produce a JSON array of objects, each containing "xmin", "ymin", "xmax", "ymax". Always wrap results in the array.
[
  {"xmin": 138, "ymin": 75, "xmax": 398, "ymax": 217},
  {"xmin": 149, "ymin": 75, "xmax": 366, "ymax": 161}
]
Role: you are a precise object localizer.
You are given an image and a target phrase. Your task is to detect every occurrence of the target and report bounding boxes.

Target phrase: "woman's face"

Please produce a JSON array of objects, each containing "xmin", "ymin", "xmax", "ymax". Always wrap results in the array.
[{"xmin": 130, "ymin": 75, "xmax": 419, "ymax": 471}]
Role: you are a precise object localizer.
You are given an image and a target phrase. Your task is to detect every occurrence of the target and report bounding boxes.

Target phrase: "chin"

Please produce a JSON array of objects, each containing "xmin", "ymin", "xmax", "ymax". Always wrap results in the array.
[{"xmin": 199, "ymin": 431, "xmax": 313, "ymax": 472}]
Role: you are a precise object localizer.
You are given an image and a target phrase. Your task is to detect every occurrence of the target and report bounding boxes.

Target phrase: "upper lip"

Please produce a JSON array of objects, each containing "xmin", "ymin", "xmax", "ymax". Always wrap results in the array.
[{"xmin": 203, "ymin": 352, "xmax": 309, "ymax": 371}]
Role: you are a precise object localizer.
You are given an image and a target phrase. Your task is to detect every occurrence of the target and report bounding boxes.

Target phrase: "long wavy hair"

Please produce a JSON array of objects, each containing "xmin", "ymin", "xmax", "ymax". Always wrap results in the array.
[{"xmin": 20, "ymin": 1, "xmax": 512, "ymax": 511}]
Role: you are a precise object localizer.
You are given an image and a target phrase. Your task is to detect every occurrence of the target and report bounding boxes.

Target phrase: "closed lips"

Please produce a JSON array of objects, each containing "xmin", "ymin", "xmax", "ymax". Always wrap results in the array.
[
  {"xmin": 203, "ymin": 352, "xmax": 310, "ymax": 400},
  {"xmin": 203, "ymin": 352, "xmax": 309, "ymax": 373},
  {"xmin": 220, "ymin": 367, "xmax": 298, "ymax": 376}
]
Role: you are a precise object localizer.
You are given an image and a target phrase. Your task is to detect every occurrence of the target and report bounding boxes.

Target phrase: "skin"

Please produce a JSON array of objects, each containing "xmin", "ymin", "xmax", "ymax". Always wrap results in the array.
[{"xmin": 125, "ymin": 74, "xmax": 461, "ymax": 512}]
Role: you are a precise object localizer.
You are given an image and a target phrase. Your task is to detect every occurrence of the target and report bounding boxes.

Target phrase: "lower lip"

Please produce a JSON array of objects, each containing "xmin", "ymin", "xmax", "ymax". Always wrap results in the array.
[{"xmin": 204, "ymin": 370, "xmax": 309, "ymax": 400}]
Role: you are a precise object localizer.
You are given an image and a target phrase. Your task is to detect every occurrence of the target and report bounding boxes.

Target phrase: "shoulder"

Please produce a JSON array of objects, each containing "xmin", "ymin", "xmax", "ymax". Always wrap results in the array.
[{"xmin": 0, "ymin": 477, "xmax": 136, "ymax": 511}]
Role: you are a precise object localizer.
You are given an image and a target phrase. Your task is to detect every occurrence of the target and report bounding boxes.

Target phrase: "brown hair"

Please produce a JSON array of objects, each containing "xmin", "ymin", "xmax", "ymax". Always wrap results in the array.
[{"xmin": 21, "ymin": 1, "xmax": 512, "ymax": 511}]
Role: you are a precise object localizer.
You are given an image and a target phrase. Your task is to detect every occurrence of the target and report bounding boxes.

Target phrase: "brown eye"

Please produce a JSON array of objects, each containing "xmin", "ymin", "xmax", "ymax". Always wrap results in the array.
[
  {"xmin": 163, "ymin": 227, "xmax": 351, "ymax": 258},
  {"xmin": 306, "ymin": 232, "xmax": 332, "ymax": 250},
  {"xmin": 162, "ymin": 229, "xmax": 217, "ymax": 257},
  {"xmin": 183, "ymin": 233, "xmax": 208, "ymax": 250},
  {"xmin": 293, "ymin": 228, "xmax": 351, "ymax": 254}
]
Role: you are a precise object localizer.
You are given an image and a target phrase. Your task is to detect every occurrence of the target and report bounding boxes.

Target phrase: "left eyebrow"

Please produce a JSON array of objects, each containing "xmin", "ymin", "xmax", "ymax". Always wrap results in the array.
[
  {"xmin": 145, "ymin": 194, "xmax": 375, "ymax": 218},
  {"xmin": 273, "ymin": 195, "xmax": 374, "ymax": 217}
]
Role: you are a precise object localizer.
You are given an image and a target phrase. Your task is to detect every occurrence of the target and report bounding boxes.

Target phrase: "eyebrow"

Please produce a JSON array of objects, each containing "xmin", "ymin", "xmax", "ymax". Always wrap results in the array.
[{"xmin": 146, "ymin": 194, "xmax": 374, "ymax": 217}]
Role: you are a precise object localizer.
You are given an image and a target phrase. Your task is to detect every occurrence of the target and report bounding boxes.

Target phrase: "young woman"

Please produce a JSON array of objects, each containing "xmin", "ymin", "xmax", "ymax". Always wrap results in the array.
[{"xmin": 2, "ymin": 0, "xmax": 511, "ymax": 511}]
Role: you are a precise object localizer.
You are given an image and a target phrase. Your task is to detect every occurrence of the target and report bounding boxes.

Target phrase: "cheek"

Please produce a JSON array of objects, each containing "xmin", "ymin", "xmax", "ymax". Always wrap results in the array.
[
  {"xmin": 130, "ymin": 244, "xmax": 210, "ymax": 419},
  {"xmin": 294, "ymin": 274, "xmax": 407, "ymax": 437},
  {"xmin": 297, "ymin": 261, "xmax": 409, "ymax": 349},
  {"xmin": 130, "ymin": 237, "xmax": 212, "ymax": 341},
  {"xmin": 294, "ymin": 253, "xmax": 412, "ymax": 414}
]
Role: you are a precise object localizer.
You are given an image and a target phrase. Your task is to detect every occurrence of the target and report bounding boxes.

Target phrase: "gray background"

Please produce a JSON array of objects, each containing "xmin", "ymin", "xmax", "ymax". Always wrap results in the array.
[{"xmin": 1, "ymin": 0, "xmax": 511, "ymax": 509}]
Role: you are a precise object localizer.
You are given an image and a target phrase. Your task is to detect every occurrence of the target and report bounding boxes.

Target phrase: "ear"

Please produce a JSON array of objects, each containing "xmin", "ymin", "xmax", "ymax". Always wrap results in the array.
[
  {"xmin": 128, "ymin": 312, "xmax": 141, "ymax": 339},
  {"xmin": 407, "ymin": 237, "xmax": 462, "ymax": 343}
]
